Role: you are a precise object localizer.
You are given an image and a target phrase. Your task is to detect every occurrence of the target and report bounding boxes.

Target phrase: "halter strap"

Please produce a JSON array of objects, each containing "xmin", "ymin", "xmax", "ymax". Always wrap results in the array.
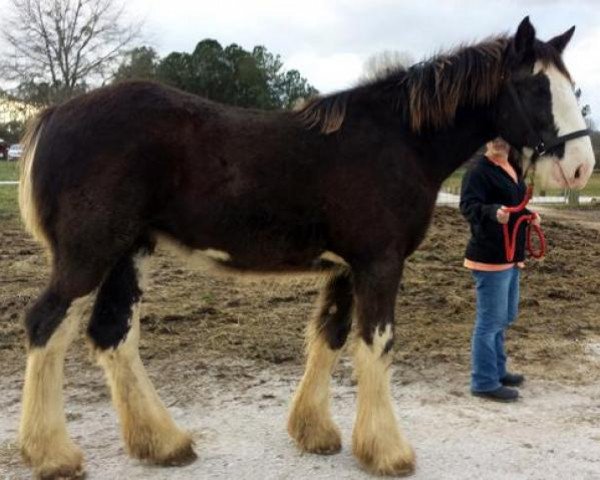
[{"xmin": 506, "ymin": 82, "xmax": 591, "ymax": 163}]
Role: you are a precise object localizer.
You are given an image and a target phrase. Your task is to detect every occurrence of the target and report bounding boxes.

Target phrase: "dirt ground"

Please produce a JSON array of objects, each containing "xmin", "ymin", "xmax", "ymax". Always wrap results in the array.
[{"xmin": 1, "ymin": 207, "xmax": 600, "ymax": 479}]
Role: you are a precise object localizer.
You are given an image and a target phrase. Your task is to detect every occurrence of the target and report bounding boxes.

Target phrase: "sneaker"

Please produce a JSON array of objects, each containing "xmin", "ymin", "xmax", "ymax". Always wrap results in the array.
[
  {"xmin": 472, "ymin": 386, "xmax": 519, "ymax": 402},
  {"xmin": 501, "ymin": 373, "xmax": 525, "ymax": 387}
]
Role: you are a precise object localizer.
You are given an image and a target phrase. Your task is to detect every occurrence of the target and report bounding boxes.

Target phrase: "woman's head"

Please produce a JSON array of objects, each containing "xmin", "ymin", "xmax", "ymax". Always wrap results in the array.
[{"xmin": 486, "ymin": 137, "xmax": 510, "ymax": 158}]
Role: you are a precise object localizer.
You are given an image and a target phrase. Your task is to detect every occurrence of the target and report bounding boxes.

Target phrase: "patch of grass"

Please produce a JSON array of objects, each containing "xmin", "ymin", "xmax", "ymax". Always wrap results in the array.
[
  {"xmin": 546, "ymin": 203, "xmax": 600, "ymax": 211},
  {"xmin": 557, "ymin": 173, "xmax": 600, "ymax": 197},
  {"xmin": 0, "ymin": 161, "xmax": 19, "ymax": 181},
  {"xmin": 201, "ymin": 292, "xmax": 215, "ymax": 304},
  {"xmin": 442, "ymin": 169, "xmax": 465, "ymax": 194},
  {"xmin": 0, "ymin": 184, "xmax": 18, "ymax": 220}
]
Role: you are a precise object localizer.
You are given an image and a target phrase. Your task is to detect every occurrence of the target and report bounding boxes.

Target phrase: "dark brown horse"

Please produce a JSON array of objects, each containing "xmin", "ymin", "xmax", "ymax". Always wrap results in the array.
[{"xmin": 17, "ymin": 17, "xmax": 594, "ymax": 479}]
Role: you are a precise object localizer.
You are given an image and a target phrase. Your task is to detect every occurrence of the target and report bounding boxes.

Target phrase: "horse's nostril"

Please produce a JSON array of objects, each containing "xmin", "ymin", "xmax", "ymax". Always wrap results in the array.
[{"xmin": 575, "ymin": 165, "xmax": 582, "ymax": 179}]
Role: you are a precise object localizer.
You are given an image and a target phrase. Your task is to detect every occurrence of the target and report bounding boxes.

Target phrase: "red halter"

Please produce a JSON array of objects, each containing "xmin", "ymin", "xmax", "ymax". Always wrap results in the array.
[{"xmin": 501, "ymin": 184, "xmax": 545, "ymax": 262}]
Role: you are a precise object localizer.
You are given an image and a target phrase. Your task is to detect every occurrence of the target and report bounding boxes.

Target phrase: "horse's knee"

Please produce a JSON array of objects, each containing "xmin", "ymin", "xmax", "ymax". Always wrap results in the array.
[
  {"xmin": 88, "ymin": 254, "xmax": 144, "ymax": 350},
  {"xmin": 25, "ymin": 289, "xmax": 72, "ymax": 348},
  {"xmin": 316, "ymin": 269, "xmax": 354, "ymax": 349},
  {"xmin": 356, "ymin": 319, "xmax": 395, "ymax": 359},
  {"xmin": 374, "ymin": 322, "xmax": 395, "ymax": 355},
  {"xmin": 26, "ymin": 253, "xmax": 119, "ymax": 348}
]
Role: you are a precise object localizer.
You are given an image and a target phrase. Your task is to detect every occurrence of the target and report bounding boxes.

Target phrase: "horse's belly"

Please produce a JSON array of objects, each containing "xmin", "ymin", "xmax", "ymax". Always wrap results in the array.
[{"xmin": 155, "ymin": 229, "xmax": 340, "ymax": 273}]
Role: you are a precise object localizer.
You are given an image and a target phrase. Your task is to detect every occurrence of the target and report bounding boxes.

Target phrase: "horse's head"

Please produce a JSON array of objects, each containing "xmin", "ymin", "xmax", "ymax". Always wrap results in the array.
[{"xmin": 495, "ymin": 16, "xmax": 595, "ymax": 189}]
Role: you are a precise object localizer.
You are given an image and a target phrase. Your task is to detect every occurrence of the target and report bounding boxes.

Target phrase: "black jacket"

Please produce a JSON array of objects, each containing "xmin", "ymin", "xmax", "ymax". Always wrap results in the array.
[{"xmin": 460, "ymin": 155, "xmax": 530, "ymax": 264}]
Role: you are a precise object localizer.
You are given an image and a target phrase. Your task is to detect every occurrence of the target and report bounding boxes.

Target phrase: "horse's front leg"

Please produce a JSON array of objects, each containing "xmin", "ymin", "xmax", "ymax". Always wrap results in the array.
[{"xmin": 351, "ymin": 257, "xmax": 415, "ymax": 476}]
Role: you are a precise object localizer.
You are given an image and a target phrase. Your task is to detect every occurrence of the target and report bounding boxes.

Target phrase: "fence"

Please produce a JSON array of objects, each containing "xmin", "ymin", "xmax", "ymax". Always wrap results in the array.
[{"xmin": 437, "ymin": 173, "xmax": 600, "ymax": 208}]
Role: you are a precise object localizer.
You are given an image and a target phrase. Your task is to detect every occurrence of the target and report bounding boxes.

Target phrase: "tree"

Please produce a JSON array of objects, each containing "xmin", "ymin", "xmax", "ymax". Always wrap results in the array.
[
  {"xmin": 274, "ymin": 69, "xmax": 318, "ymax": 109},
  {"xmin": 156, "ymin": 52, "xmax": 193, "ymax": 91},
  {"xmin": 155, "ymin": 39, "xmax": 317, "ymax": 110},
  {"xmin": 114, "ymin": 46, "xmax": 159, "ymax": 82},
  {"xmin": 252, "ymin": 46, "xmax": 318, "ymax": 109},
  {"xmin": 191, "ymin": 40, "xmax": 236, "ymax": 103},
  {"xmin": 0, "ymin": 119, "xmax": 26, "ymax": 143},
  {"xmin": 15, "ymin": 81, "xmax": 55, "ymax": 106},
  {"xmin": 1, "ymin": 0, "xmax": 141, "ymax": 104}
]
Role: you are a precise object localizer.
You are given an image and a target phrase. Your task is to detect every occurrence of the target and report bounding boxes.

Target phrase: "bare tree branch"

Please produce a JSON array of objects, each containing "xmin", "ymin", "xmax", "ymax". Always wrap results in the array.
[{"xmin": 1, "ymin": 0, "xmax": 141, "ymax": 103}]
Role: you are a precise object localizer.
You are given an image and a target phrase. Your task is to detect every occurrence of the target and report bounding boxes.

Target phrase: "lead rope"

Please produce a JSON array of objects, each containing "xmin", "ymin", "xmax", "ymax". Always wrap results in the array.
[{"xmin": 501, "ymin": 165, "xmax": 546, "ymax": 262}]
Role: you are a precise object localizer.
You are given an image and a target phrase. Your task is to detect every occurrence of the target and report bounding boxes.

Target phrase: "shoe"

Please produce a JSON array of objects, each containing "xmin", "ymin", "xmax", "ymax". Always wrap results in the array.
[
  {"xmin": 501, "ymin": 373, "xmax": 525, "ymax": 387},
  {"xmin": 472, "ymin": 386, "xmax": 519, "ymax": 402}
]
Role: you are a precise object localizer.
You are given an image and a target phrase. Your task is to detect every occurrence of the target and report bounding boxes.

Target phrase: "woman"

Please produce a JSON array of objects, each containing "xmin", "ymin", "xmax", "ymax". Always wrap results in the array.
[{"xmin": 460, "ymin": 138, "xmax": 540, "ymax": 401}]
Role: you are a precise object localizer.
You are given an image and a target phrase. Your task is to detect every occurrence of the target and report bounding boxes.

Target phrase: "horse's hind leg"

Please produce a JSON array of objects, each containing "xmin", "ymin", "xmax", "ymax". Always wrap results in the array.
[
  {"xmin": 288, "ymin": 268, "xmax": 353, "ymax": 454},
  {"xmin": 88, "ymin": 250, "xmax": 196, "ymax": 466},
  {"xmin": 20, "ymin": 268, "xmax": 101, "ymax": 479}
]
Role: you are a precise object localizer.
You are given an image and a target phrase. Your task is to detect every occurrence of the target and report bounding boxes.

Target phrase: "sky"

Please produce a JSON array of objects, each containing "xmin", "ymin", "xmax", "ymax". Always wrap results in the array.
[{"xmin": 3, "ymin": 0, "xmax": 600, "ymax": 125}]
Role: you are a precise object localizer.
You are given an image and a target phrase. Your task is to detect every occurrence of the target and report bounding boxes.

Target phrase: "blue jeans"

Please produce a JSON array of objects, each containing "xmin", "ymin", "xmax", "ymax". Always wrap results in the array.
[{"xmin": 471, "ymin": 267, "xmax": 520, "ymax": 392}]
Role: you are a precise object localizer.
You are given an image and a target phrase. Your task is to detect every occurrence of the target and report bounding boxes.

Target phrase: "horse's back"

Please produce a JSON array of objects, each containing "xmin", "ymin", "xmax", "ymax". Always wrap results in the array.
[
  {"xmin": 25, "ymin": 81, "xmax": 332, "ymax": 270},
  {"xmin": 25, "ymin": 82, "xmax": 211, "ymax": 253}
]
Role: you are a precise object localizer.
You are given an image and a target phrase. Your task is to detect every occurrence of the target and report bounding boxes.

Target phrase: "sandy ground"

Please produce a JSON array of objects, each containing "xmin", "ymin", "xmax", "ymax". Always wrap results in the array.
[
  {"xmin": 1, "ymin": 355, "xmax": 600, "ymax": 480},
  {"xmin": 1, "ymin": 207, "xmax": 600, "ymax": 478}
]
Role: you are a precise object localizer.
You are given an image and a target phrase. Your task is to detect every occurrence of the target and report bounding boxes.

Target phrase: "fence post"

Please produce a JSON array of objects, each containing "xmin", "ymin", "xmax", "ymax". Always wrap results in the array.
[{"xmin": 568, "ymin": 190, "xmax": 580, "ymax": 206}]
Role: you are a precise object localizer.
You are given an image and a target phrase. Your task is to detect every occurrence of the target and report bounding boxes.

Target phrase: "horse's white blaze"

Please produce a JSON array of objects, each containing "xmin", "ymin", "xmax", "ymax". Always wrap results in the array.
[
  {"xmin": 95, "ymin": 256, "xmax": 192, "ymax": 462},
  {"xmin": 288, "ymin": 322, "xmax": 342, "ymax": 453},
  {"xmin": 533, "ymin": 62, "xmax": 595, "ymax": 189},
  {"xmin": 19, "ymin": 296, "xmax": 90, "ymax": 477},
  {"xmin": 352, "ymin": 324, "xmax": 415, "ymax": 474}
]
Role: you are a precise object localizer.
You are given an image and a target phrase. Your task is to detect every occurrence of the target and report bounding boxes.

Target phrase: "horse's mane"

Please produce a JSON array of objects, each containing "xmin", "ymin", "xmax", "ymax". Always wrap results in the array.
[{"xmin": 296, "ymin": 35, "xmax": 569, "ymax": 134}]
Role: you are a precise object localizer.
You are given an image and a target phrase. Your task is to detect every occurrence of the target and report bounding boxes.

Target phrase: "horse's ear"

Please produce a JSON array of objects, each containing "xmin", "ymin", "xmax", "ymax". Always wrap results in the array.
[
  {"xmin": 514, "ymin": 16, "xmax": 536, "ymax": 57},
  {"xmin": 548, "ymin": 26, "xmax": 575, "ymax": 54}
]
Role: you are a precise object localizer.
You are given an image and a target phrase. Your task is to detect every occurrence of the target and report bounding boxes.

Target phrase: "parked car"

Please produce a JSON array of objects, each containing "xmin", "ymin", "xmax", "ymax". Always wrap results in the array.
[
  {"xmin": 0, "ymin": 139, "xmax": 7, "ymax": 160},
  {"xmin": 8, "ymin": 143, "xmax": 23, "ymax": 161}
]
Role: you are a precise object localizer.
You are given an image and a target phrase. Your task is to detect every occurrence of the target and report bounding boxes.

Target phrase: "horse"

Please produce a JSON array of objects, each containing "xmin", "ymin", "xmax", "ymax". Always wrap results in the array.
[{"xmin": 17, "ymin": 16, "xmax": 594, "ymax": 479}]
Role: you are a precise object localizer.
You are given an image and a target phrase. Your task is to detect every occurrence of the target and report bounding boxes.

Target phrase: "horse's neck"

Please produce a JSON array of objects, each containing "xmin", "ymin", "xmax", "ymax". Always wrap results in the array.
[{"xmin": 420, "ymin": 105, "xmax": 497, "ymax": 185}]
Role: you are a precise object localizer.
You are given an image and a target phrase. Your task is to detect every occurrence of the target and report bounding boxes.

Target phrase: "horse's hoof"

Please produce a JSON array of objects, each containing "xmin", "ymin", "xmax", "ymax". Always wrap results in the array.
[
  {"xmin": 353, "ymin": 440, "xmax": 416, "ymax": 476},
  {"xmin": 288, "ymin": 415, "xmax": 342, "ymax": 455},
  {"xmin": 127, "ymin": 427, "xmax": 197, "ymax": 467},
  {"xmin": 21, "ymin": 441, "xmax": 85, "ymax": 480},
  {"xmin": 158, "ymin": 439, "xmax": 198, "ymax": 467},
  {"xmin": 37, "ymin": 465, "xmax": 86, "ymax": 480}
]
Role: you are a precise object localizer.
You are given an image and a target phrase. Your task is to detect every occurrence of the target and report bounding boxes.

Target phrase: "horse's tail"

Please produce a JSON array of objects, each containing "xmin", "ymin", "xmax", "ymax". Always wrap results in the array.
[{"xmin": 18, "ymin": 107, "xmax": 56, "ymax": 249}]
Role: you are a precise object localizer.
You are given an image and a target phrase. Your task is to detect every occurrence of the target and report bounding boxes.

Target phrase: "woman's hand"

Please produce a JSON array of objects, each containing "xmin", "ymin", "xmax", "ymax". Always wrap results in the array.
[
  {"xmin": 531, "ymin": 212, "xmax": 541, "ymax": 226},
  {"xmin": 496, "ymin": 207, "xmax": 510, "ymax": 224}
]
